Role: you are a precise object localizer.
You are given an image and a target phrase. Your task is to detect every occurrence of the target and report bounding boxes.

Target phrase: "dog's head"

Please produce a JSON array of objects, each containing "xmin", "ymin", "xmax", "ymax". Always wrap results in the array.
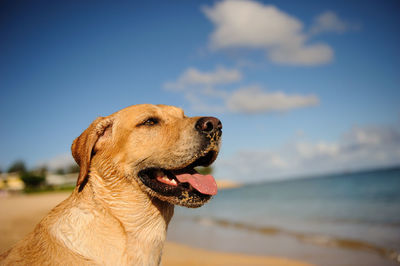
[{"xmin": 71, "ymin": 104, "xmax": 222, "ymax": 208}]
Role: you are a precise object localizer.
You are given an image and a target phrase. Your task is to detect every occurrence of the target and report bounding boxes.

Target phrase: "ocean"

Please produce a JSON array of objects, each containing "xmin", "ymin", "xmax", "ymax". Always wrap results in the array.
[{"xmin": 167, "ymin": 167, "xmax": 400, "ymax": 266}]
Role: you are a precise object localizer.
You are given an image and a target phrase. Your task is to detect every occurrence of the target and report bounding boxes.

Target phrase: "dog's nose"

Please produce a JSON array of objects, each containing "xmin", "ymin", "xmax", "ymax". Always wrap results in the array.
[{"xmin": 195, "ymin": 117, "xmax": 222, "ymax": 134}]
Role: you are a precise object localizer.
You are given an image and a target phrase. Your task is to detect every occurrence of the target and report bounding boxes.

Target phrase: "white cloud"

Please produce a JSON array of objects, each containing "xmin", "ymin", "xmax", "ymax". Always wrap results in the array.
[
  {"xmin": 226, "ymin": 86, "xmax": 319, "ymax": 113},
  {"xmin": 202, "ymin": 0, "xmax": 335, "ymax": 65},
  {"xmin": 309, "ymin": 11, "xmax": 359, "ymax": 35},
  {"xmin": 342, "ymin": 126, "xmax": 400, "ymax": 147},
  {"xmin": 203, "ymin": 1, "xmax": 303, "ymax": 49},
  {"xmin": 216, "ymin": 125, "xmax": 400, "ymax": 182},
  {"xmin": 268, "ymin": 43, "xmax": 333, "ymax": 66},
  {"xmin": 164, "ymin": 66, "xmax": 242, "ymax": 91},
  {"xmin": 295, "ymin": 141, "xmax": 339, "ymax": 159},
  {"xmin": 165, "ymin": 67, "xmax": 319, "ymax": 114}
]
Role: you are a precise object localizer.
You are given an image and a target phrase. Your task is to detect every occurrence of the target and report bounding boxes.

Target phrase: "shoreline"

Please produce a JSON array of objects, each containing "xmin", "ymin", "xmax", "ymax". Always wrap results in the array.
[{"xmin": 0, "ymin": 191, "xmax": 312, "ymax": 266}]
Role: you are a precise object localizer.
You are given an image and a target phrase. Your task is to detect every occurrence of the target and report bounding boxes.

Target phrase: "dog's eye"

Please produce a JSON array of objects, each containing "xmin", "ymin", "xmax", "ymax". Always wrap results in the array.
[{"xmin": 141, "ymin": 118, "xmax": 159, "ymax": 126}]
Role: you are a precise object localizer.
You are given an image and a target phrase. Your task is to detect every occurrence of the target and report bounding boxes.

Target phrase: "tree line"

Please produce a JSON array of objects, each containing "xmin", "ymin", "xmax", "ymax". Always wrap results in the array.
[{"xmin": 1, "ymin": 160, "xmax": 79, "ymax": 191}]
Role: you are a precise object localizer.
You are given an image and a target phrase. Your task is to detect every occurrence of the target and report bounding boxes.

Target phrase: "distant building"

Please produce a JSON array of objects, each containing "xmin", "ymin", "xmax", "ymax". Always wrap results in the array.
[
  {"xmin": 46, "ymin": 173, "xmax": 78, "ymax": 187},
  {"xmin": 0, "ymin": 173, "xmax": 25, "ymax": 191},
  {"xmin": 0, "ymin": 172, "xmax": 78, "ymax": 192}
]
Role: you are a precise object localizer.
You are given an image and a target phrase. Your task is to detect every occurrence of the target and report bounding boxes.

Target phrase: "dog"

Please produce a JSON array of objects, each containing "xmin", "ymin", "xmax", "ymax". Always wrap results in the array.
[{"xmin": 0, "ymin": 104, "xmax": 222, "ymax": 265}]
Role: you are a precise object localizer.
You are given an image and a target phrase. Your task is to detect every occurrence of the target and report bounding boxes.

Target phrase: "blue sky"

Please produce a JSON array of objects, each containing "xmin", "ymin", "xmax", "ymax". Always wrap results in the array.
[{"xmin": 1, "ymin": 0, "xmax": 399, "ymax": 182}]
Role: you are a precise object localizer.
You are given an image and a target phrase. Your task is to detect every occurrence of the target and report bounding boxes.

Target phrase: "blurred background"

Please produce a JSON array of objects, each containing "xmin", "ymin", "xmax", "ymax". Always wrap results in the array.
[{"xmin": 0, "ymin": 0, "xmax": 399, "ymax": 265}]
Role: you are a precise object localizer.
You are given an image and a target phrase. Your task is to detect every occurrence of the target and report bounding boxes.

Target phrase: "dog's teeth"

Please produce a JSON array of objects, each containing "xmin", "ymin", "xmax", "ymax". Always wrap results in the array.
[
  {"xmin": 156, "ymin": 174, "xmax": 178, "ymax": 187},
  {"xmin": 162, "ymin": 177, "xmax": 177, "ymax": 185}
]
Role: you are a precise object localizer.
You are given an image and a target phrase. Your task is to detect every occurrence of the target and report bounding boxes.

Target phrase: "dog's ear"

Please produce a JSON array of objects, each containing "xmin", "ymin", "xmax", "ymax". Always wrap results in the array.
[{"xmin": 71, "ymin": 116, "xmax": 114, "ymax": 186}]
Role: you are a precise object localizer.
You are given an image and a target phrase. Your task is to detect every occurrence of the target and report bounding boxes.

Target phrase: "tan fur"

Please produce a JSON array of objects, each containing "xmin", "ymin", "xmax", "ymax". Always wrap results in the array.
[{"xmin": 0, "ymin": 104, "xmax": 221, "ymax": 266}]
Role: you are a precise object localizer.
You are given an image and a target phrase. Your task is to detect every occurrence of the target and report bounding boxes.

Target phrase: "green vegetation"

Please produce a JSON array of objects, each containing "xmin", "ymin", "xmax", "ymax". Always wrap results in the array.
[
  {"xmin": 4, "ymin": 160, "xmax": 79, "ymax": 194},
  {"xmin": 23, "ymin": 184, "xmax": 75, "ymax": 194},
  {"xmin": 195, "ymin": 166, "xmax": 213, "ymax": 175},
  {"xmin": 7, "ymin": 160, "xmax": 26, "ymax": 173},
  {"xmin": 20, "ymin": 172, "xmax": 46, "ymax": 190},
  {"xmin": 67, "ymin": 163, "xmax": 80, "ymax": 173},
  {"xmin": 56, "ymin": 168, "xmax": 65, "ymax": 175}
]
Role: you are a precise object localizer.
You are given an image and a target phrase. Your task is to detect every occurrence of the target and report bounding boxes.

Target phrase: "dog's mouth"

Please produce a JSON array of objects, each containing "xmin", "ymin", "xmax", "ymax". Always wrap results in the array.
[{"xmin": 138, "ymin": 150, "xmax": 218, "ymax": 207}]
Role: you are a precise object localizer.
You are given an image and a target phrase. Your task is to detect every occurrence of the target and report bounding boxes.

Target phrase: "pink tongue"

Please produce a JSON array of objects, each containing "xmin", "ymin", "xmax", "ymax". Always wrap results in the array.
[{"xmin": 175, "ymin": 172, "xmax": 218, "ymax": 196}]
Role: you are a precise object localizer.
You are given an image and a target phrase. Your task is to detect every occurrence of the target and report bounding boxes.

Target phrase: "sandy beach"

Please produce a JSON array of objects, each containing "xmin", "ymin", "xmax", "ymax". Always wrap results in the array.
[{"xmin": 0, "ymin": 191, "xmax": 312, "ymax": 266}]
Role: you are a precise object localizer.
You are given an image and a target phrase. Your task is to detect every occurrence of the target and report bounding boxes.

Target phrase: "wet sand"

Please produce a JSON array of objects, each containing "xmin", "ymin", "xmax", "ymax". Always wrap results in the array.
[{"xmin": 0, "ymin": 191, "xmax": 312, "ymax": 266}]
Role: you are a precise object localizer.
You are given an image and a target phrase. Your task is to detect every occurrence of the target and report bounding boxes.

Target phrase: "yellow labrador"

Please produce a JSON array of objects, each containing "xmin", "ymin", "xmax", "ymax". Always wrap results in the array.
[{"xmin": 0, "ymin": 104, "xmax": 222, "ymax": 265}]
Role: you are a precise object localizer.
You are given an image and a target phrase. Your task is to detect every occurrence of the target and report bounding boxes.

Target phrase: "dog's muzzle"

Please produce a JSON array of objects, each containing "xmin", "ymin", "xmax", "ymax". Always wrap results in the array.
[{"xmin": 137, "ymin": 116, "xmax": 222, "ymax": 208}]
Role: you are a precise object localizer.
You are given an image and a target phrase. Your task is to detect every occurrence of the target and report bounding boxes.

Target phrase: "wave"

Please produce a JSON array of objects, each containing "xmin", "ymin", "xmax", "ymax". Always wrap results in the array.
[{"xmin": 192, "ymin": 216, "xmax": 400, "ymax": 264}]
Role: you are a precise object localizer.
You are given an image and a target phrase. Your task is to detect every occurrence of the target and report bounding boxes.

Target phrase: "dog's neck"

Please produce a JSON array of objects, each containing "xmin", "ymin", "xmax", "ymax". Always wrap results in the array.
[{"xmin": 74, "ymin": 169, "xmax": 174, "ymax": 265}]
